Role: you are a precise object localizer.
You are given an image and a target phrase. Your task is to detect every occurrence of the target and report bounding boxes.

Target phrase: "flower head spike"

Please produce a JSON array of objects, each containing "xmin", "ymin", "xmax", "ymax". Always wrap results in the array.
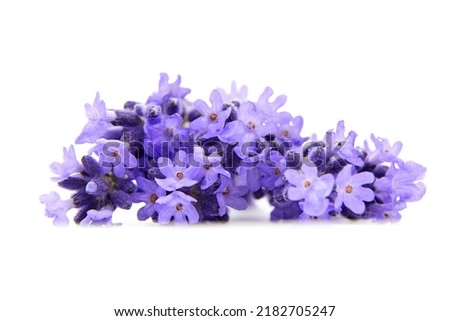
[
  {"xmin": 42, "ymin": 74, "xmax": 426, "ymax": 225},
  {"xmin": 50, "ymin": 145, "xmax": 83, "ymax": 182},
  {"xmin": 76, "ymin": 92, "xmax": 115, "ymax": 144},
  {"xmin": 191, "ymin": 90, "xmax": 232, "ymax": 139},
  {"xmin": 334, "ymin": 165, "xmax": 375, "ymax": 214},
  {"xmin": 285, "ymin": 164, "xmax": 334, "ymax": 217},
  {"xmin": 156, "ymin": 191, "xmax": 199, "ymax": 224},
  {"xmin": 40, "ymin": 192, "xmax": 73, "ymax": 226}
]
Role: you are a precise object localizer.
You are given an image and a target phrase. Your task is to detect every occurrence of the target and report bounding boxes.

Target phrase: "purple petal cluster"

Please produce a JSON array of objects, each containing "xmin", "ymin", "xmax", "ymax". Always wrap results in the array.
[{"xmin": 41, "ymin": 74, "xmax": 426, "ymax": 226}]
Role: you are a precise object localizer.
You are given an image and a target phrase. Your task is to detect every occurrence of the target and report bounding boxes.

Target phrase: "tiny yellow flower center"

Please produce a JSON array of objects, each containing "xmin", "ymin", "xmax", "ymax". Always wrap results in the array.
[
  {"xmin": 176, "ymin": 203, "xmax": 184, "ymax": 211},
  {"xmin": 209, "ymin": 113, "xmax": 218, "ymax": 121},
  {"xmin": 274, "ymin": 168, "xmax": 281, "ymax": 175},
  {"xmin": 176, "ymin": 172, "xmax": 184, "ymax": 179},
  {"xmin": 247, "ymin": 121, "xmax": 256, "ymax": 130},
  {"xmin": 304, "ymin": 180, "xmax": 311, "ymax": 188},
  {"xmin": 345, "ymin": 185, "xmax": 353, "ymax": 193},
  {"xmin": 149, "ymin": 194, "xmax": 158, "ymax": 203}
]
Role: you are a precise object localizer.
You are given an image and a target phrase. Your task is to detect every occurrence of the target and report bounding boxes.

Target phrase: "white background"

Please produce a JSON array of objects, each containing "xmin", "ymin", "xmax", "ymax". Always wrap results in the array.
[{"xmin": 0, "ymin": 1, "xmax": 449, "ymax": 320}]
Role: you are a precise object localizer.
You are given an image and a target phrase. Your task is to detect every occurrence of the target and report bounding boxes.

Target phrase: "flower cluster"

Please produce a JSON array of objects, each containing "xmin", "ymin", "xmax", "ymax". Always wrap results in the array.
[{"xmin": 41, "ymin": 74, "xmax": 426, "ymax": 225}]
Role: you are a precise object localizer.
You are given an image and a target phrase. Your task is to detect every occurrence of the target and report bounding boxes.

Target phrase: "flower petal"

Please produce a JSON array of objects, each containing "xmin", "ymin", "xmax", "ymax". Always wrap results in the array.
[
  {"xmin": 344, "ymin": 195, "xmax": 366, "ymax": 214},
  {"xmin": 351, "ymin": 171, "xmax": 375, "ymax": 186},
  {"xmin": 354, "ymin": 186, "xmax": 375, "ymax": 202},
  {"xmin": 288, "ymin": 187, "xmax": 306, "ymax": 201}
]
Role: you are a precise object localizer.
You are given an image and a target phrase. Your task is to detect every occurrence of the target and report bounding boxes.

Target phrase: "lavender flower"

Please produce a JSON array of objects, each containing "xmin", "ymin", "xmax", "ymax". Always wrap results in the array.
[
  {"xmin": 255, "ymin": 87, "xmax": 291, "ymax": 124},
  {"xmin": 285, "ymin": 165, "xmax": 334, "ymax": 217},
  {"xmin": 76, "ymin": 92, "xmax": 115, "ymax": 144},
  {"xmin": 50, "ymin": 145, "xmax": 83, "ymax": 182},
  {"xmin": 39, "ymin": 192, "xmax": 73, "ymax": 226},
  {"xmin": 374, "ymin": 161, "xmax": 426, "ymax": 203},
  {"xmin": 277, "ymin": 115, "xmax": 307, "ymax": 146},
  {"xmin": 219, "ymin": 102, "xmax": 276, "ymax": 144},
  {"xmin": 147, "ymin": 73, "xmax": 191, "ymax": 104},
  {"xmin": 156, "ymin": 191, "xmax": 199, "ymax": 224},
  {"xmin": 191, "ymin": 90, "xmax": 232, "ymax": 139},
  {"xmin": 258, "ymin": 150, "xmax": 287, "ymax": 189},
  {"xmin": 81, "ymin": 207, "xmax": 114, "ymax": 226},
  {"xmin": 334, "ymin": 165, "xmax": 375, "ymax": 214},
  {"xmin": 192, "ymin": 146, "xmax": 230, "ymax": 189},
  {"xmin": 132, "ymin": 177, "xmax": 166, "ymax": 221},
  {"xmin": 329, "ymin": 121, "xmax": 364, "ymax": 167},
  {"xmin": 215, "ymin": 177, "xmax": 249, "ymax": 216},
  {"xmin": 155, "ymin": 153, "xmax": 200, "ymax": 191},
  {"xmin": 42, "ymin": 74, "xmax": 426, "ymax": 225},
  {"xmin": 144, "ymin": 113, "xmax": 189, "ymax": 157},
  {"xmin": 91, "ymin": 139, "xmax": 138, "ymax": 178},
  {"xmin": 364, "ymin": 134, "xmax": 403, "ymax": 165},
  {"xmin": 216, "ymin": 81, "xmax": 248, "ymax": 106},
  {"xmin": 146, "ymin": 73, "xmax": 191, "ymax": 115}
]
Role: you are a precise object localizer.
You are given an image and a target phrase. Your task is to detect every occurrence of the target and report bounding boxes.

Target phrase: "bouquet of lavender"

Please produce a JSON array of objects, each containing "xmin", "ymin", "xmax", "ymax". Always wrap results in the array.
[{"xmin": 40, "ymin": 74, "xmax": 426, "ymax": 226}]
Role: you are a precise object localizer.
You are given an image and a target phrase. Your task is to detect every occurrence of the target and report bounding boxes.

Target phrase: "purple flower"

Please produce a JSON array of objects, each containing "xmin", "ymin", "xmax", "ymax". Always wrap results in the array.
[
  {"xmin": 255, "ymin": 87, "xmax": 291, "ymax": 124},
  {"xmin": 367, "ymin": 202, "xmax": 405, "ymax": 222},
  {"xmin": 233, "ymin": 148, "xmax": 262, "ymax": 192},
  {"xmin": 50, "ymin": 145, "xmax": 83, "ymax": 182},
  {"xmin": 270, "ymin": 201, "xmax": 302, "ymax": 221},
  {"xmin": 216, "ymin": 81, "xmax": 248, "ymax": 106},
  {"xmin": 155, "ymin": 153, "xmax": 200, "ymax": 191},
  {"xmin": 92, "ymin": 139, "xmax": 138, "ymax": 178},
  {"xmin": 146, "ymin": 73, "xmax": 191, "ymax": 104},
  {"xmin": 191, "ymin": 90, "xmax": 232, "ymax": 138},
  {"xmin": 76, "ymin": 92, "xmax": 115, "ymax": 144},
  {"xmin": 329, "ymin": 121, "xmax": 364, "ymax": 167},
  {"xmin": 374, "ymin": 161, "xmax": 426, "ymax": 203},
  {"xmin": 219, "ymin": 102, "xmax": 276, "ymax": 144},
  {"xmin": 215, "ymin": 177, "xmax": 249, "ymax": 216},
  {"xmin": 277, "ymin": 115, "xmax": 307, "ymax": 145},
  {"xmin": 364, "ymin": 134, "xmax": 403, "ymax": 165},
  {"xmin": 156, "ymin": 191, "xmax": 199, "ymax": 224},
  {"xmin": 39, "ymin": 192, "xmax": 73, "ymax": 226},
  {"xmin": 43, "ymin": 74, "xmax": 427, "ymax": 225},
  {"xmin": 144, "ymin": 113, "xmax": 189, "ymax": 157},
  {"xmin": 334, "ymin": 165, "xmax": 375, "ymax": 214},
  {"xmin": 258, "ymin": 150, "xmax": 287, "ymax": 189},
  {"xmin": 285, "ymin": 165, "xmax": 334, "ymax": 217},
  {"xmin": 132, "ymin": 177, "xmax": 166, "ymax": 221},
  {"xmin": 192, "ymin": 146, "xmax": 231, "ymax": 189},
  {"xmin": 81, "ymin": 207, "xmax": 114, "ymax": 226}
]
